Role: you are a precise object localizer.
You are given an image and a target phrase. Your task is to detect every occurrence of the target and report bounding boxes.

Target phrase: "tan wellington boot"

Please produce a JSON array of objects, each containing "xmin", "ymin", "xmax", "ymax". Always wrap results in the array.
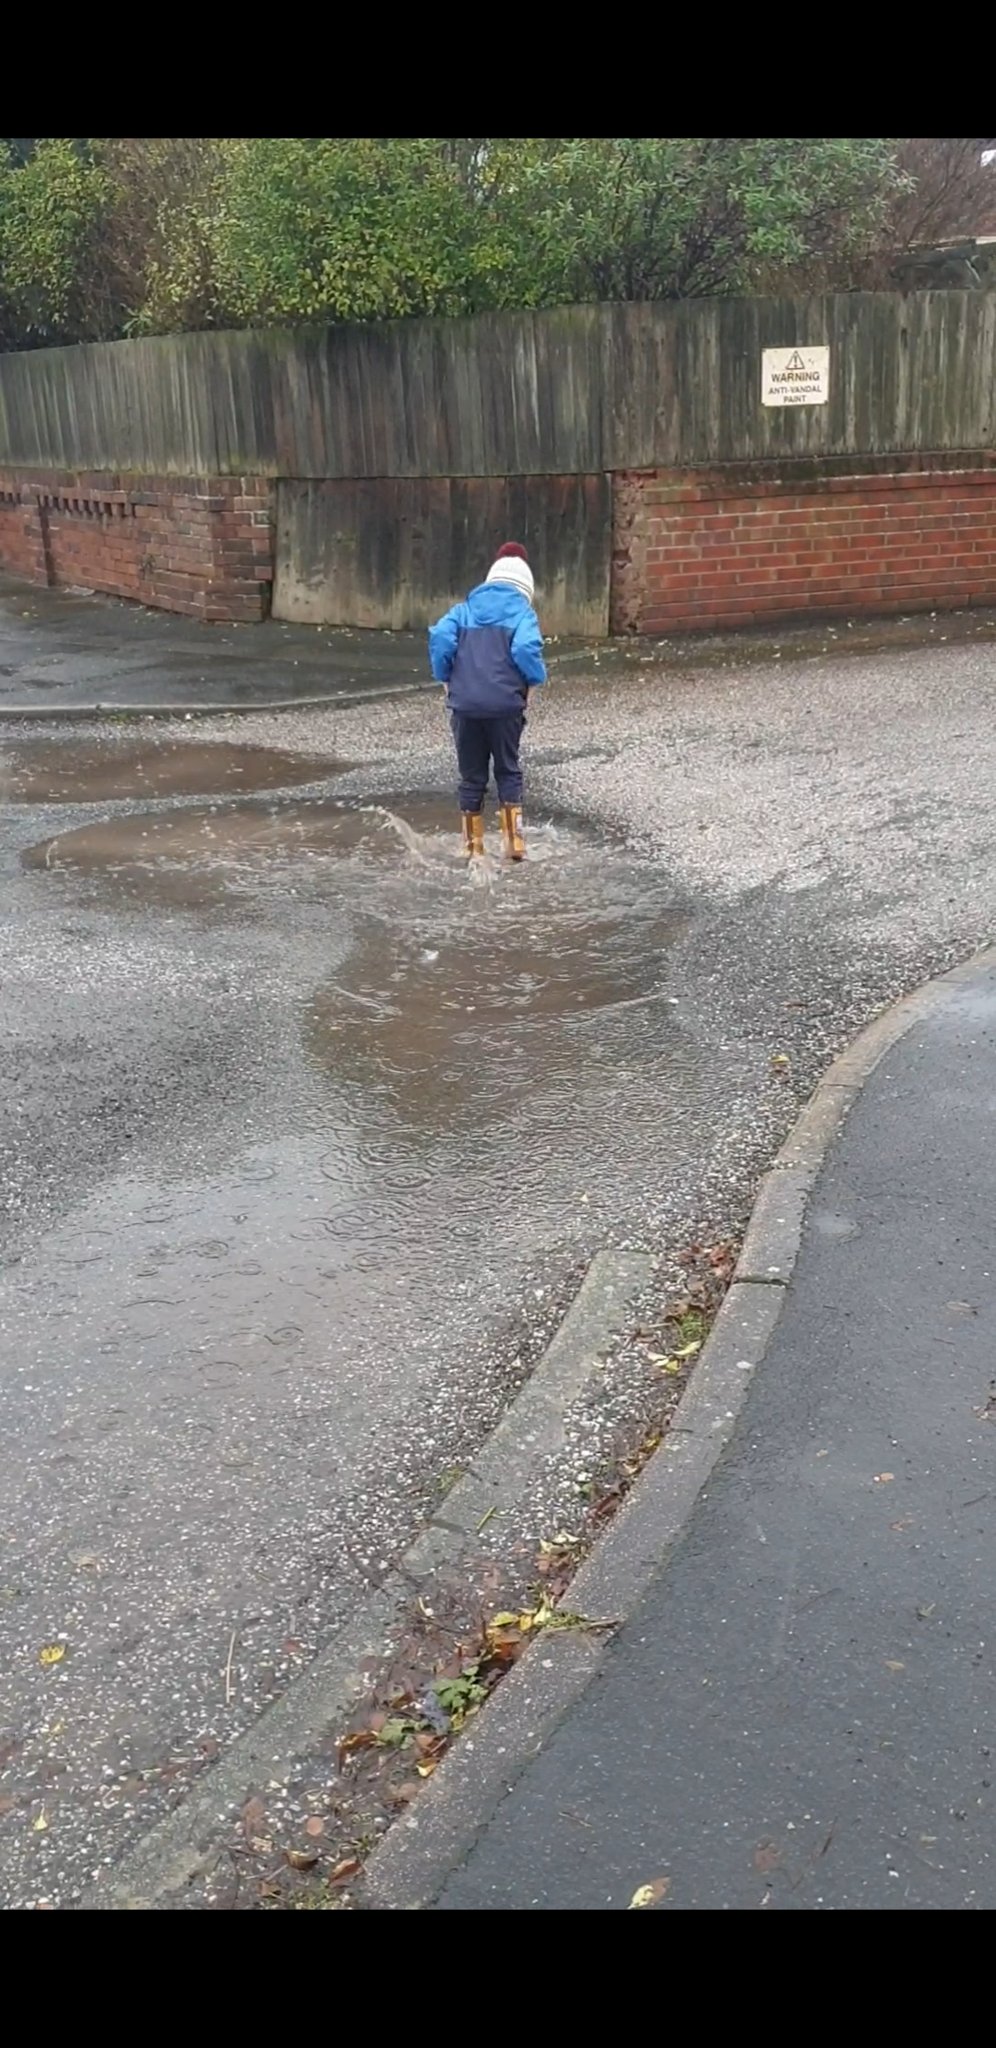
[
  {"xmin": 499, "ymin": 803, "xmax": 525, "ymax": 861},
  {"xmin": 462, "ymin": 811, "xmax": 485, "ymax": 858}
]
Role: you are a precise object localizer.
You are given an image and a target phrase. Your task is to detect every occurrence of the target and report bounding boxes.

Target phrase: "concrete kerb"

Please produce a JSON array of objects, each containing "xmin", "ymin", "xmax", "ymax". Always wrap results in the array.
[
  {"xmin": 359, "ymin": 939, "xmax": 996, "ymax": 1912},
  {"xmin": 78, "ymin": 1249, "xmax": 651, "ymax": 1911}
]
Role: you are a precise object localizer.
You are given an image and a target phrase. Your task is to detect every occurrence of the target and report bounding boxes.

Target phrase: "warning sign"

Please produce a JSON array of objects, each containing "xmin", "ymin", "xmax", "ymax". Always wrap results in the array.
[{"xmin": 761, "ymin": 345, "xmax": 830, "ymax": 408}]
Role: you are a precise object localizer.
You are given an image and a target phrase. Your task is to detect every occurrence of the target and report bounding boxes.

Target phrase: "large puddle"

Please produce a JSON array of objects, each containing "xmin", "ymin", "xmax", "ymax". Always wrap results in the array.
[
  {"xmin": 19, "ymin": 780, "xmax": 699, "ymax": 1191},
  {"xmin": 0, "ymin": 736, "xmax": 341, "ymax": 804}
]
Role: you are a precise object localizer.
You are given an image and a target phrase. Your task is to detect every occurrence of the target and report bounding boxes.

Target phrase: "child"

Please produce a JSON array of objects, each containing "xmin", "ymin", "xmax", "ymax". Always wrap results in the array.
[{"xmin": 428, "ymin": 542, "xmax": 547, "ymax": 860}]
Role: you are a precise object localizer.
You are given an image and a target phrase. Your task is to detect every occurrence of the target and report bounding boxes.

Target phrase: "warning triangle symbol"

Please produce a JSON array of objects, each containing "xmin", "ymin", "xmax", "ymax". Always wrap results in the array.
[{"xmin": 785, "ymin": 350, "xmax": 807, "ymax": 371}]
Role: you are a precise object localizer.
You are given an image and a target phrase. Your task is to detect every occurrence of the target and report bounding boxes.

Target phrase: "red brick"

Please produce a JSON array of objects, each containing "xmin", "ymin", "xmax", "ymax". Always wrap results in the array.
[
  {"xmin": 611, "ymin": 458, "xmax": 996, "ymax": 635},
  {"xmin": 0, "ymin": 465, "xmax": 274, "ymax": 623}
]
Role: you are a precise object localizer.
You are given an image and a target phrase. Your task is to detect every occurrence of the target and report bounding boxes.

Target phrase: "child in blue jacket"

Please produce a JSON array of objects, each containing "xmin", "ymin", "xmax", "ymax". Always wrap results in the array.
[{"xmin": 428, "ymin": 542, "xmax": 547, "ymax": 860}]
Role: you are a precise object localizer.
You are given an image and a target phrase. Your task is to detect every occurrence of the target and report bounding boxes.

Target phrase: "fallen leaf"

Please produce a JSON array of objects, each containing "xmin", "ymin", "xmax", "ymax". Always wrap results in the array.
[
  {"xmin": 628, "ymin": 1877, "xmax": 671, "ymax": 1909},
  {"xmin": 377, "ymin": 1716, "xmax": 413, "ymax": 1747},
  {"xmin": 330, "ymin": 1855, "xmax": 360, "ymax": 1883},
  {"xmin": 391, "ymin": 1781, "xmax": 421, "ymax": 1806},
  {"xmin": 32, "ymin": 1810, "xmax": 49, "ymax": 1833},
  {"xmin": 241, "ymin": 1794, "xmax": 265, "ymax": 1844},
  {"xmin": 490, "ymin": 1612, "xmax": 521, "ymax": 1631},
  {"xmin": 753, "ymin": 1840, "xmax": 782, "ymax": 1874},
  {"xmin": 884, "ymin": 1659, "xmax": 906, "ymax": 1673},
  {"xmin": 336, "ymin": 1729, "xmax": 377, "ymax": 1768},
  {"xmin": 873, "ymin": 1473, "xmax": 895, "ymax": 1485},
  {"xmin": 416, "ymin": 1760, "xmax": 437, "ymax": 1779},
  {"xmin": 284, "ymin": 1848, "xmax": 319, "ymax": 1872},
  {"xmin": 916, "ymin": 1602, "xmax": 936, "ymax": 1620},
  {"xmin": 304, "ymin": 1816, "xmax": 325, "ymax": 1839},
  {"xmin": 38, "ymin": 1644, "xmax": 66, "ymax": 1667}
]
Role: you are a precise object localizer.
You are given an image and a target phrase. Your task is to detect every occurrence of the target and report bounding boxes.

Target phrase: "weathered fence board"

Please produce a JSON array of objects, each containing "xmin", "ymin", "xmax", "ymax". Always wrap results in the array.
[
  {"xmin": 1, "ymin": 294, "xmax": 994, "ymax": 482},
  {"xmin": 273, "ymin": 474, "xmax": 611, "ymax": 636}
]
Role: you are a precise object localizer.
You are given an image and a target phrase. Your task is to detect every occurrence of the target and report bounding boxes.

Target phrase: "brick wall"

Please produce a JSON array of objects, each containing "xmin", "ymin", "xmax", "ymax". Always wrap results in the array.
[
  {"xmin": 5, "ymin": 454, "xmax": 996, "ymax": 639},
  {"xmin": 611, "ymin": 454, "xmax": 996, "ymax": 635},
  {"xmin": 0, "ymin": 470, "xmax": 274, "ymax": 623}
]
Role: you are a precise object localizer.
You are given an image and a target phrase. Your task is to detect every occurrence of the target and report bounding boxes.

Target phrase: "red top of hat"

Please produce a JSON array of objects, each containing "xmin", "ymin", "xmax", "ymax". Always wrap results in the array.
[{"xmin": 495, "ymin": 541, "xmax": 529, "ymax": 562}]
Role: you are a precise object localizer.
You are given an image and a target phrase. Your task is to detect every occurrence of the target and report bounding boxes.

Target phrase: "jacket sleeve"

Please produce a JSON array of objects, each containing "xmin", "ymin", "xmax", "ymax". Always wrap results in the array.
[
  {"xmin": 428, "ymin": 604, "xmax": 464, "ymax": 683},
  {"xmin": 509, "ymin": 605, "xmax": 547, "ymax": 686}
]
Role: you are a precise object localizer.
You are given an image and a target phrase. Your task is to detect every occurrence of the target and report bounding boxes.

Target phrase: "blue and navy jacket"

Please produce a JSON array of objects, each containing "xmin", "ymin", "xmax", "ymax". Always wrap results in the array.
[{"xmin": 428, "ymin": 581, "xmax": 547, "ymax": 717}]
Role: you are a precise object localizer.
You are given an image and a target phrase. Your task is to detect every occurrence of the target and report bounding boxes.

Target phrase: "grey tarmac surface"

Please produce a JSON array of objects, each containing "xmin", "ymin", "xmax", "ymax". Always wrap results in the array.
[
  {"xmin": 428, "ymin": 956, "xmax": 996, "ymax": 1912},
  {"xmin": 2, "ymin": 580, "xmax": 996, "ymax": 1906},
  {"xmin": 0, "ymin": 576, "xmax": 429, "ymax": 710},
  {"xmin": 4, "ymin": 573, "xmax": 996, "ymax": 715}
]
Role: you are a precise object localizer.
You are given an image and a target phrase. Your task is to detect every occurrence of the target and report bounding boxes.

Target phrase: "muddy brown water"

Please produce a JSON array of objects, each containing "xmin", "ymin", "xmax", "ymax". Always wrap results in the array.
[
  {"xmin": 0, "ymin": 736, "xmax": 341, "ymax": 804},
  {"xmin": 20, "ymin": 786, "xmax": 698, "ymax": 1193}
]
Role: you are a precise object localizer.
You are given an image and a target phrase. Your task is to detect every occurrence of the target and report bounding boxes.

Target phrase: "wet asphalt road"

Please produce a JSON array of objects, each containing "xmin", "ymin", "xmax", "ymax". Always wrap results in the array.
[
  {"xmin": 2, "ymin": 585, "xmax": 996, "ymax": 1906},
  {"xmin": 0, "ymin": 576, "xmax": 428, "ymax": 709},
  {"xmin": 434, "ymin": 959, "xmax": 996, "ymax": 1911}
]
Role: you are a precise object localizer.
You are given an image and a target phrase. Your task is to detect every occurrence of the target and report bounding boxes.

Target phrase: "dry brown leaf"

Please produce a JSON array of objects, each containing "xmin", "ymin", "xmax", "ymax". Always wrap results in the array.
[
  {"xmin": 628, "ymin": 1876, "xmax": 671, "ymax": 1908},
  {"xmin": 284, "ymin": 1848, "xmax": 319, "ymax": 1872},
  {"xmin": 241, "ymin": 1794, "xmax": 265, "ymax": 1843},
  {"xmin": 753, "ymin": 1840, "xmax": 781, "ymax": 1873},
  {"xmin": 336, "ymin": 1729, "xmax": 377, "ymax": 1768},
  {"xmin": 304, "ymin": 1815, "xmax": 325, "ymax": 1838},
  {"xmin": 330, "ymin": 1855, "xmax": 360, "ymax": 1882}
]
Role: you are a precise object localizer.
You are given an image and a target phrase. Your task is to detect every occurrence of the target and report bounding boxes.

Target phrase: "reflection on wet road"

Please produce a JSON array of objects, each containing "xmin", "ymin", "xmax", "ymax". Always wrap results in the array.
[{"xmin": 0, "ymin": 735, "xmax": 705, "ymax": 1905}]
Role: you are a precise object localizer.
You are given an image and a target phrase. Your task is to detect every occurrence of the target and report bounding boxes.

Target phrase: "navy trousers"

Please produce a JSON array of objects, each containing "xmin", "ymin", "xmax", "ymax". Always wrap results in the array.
[{"xmin": 451, "ymin": 712, "xmax": 525, "ymax": 811}]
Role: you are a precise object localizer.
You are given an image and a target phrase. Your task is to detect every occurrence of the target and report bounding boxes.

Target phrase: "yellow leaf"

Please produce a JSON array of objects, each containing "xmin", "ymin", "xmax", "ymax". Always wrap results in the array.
[
  {"xmin": 32, "ymin": 1810, "xmax": 49, "ymax": 1833},
  {"xmin": 673, "ymin": 1341, "xmax": 702, "ymax": 1360},
  {"xmin": 628, "ymin": 1877, "xmax": 671, "ymax": 1909},
  {"xmin": 38, "ymin": 1644, "xmax": 66, "ymax": 1667},
  {"xmin": 416, "ymin": 1761, "xmax": 437, "ymax": 1779},
  {"xmin": 490, "ymin": 1613, "xmax": 521, "ymax": 1631},
  {"xmin": 518, "ymin": 1611, "xmax": 536, "ymax": 1632}
]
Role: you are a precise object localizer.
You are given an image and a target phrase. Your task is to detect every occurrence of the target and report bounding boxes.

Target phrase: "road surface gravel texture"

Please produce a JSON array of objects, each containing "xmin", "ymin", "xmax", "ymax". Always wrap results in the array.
[
  {"xmin": 1, "ymin": 581, "xmax": 995, "ymax": 1906},
  {"xmin": 431, "ymin": 958, "xmax": 996, "ymax": 1911}
]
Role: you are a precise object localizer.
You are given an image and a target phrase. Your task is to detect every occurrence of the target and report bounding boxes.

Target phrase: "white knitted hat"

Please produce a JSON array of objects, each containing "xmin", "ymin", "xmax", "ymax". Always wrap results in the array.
[{"xmin": 485, "ymin": 554, "xmax": 534, "ymax": 603}]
